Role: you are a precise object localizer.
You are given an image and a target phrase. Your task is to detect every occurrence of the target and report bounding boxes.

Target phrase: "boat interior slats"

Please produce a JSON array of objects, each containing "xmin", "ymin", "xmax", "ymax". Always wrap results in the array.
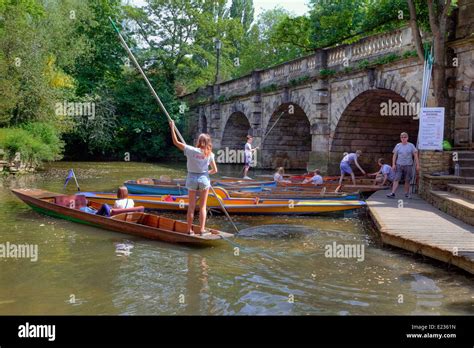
[
  {"xmin": 159, "ymin": 217, "xmax": 175, "ymax": 231},
  {"xmin": 119, "ymin": 212, "xmax": 144, "ymax": 223},
  {"xmin": 142, "ymin": 214, "xmax": 160, "ymax": 227},
  {"xmin": 174, "ymin": 221, "xmax": 189, "ymax": 234}
]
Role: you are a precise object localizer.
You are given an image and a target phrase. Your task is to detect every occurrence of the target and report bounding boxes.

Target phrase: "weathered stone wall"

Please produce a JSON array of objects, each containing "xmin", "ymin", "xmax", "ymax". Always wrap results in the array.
[
  {"xmin": 451, "ymin": 43, "xmax": 474, "ymax": 146},
  {"xmin": 451, "ymin": 0, "xmax": 474, "ymax": 146},
  {"xmin": 328, "ymin": 88, "xmax": 420, "ymax": 175},
  {"xmin": 457, "ymin": 0, "xmax": 474, "ymax": 40},
  {"xmin": 261, "ymin": 106, "xmax": 312, "ymax": 169},
  {"xmin": 418, "ymin": 151, "xmax": 454, "ymax": 198},
  {"xmin": 419, "ymin": 151, "xmax": 453, "ymax": 175},
  {"xmin": 220, "ymin": 112, "xmax": 250, "ymax": 151}
]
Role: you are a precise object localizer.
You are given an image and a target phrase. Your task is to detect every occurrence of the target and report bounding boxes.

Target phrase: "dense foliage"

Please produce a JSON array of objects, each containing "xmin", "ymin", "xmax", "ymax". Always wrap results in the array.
[{"xmin": 0, "ymin": 0, "xmax": 451, "ymax": 165}]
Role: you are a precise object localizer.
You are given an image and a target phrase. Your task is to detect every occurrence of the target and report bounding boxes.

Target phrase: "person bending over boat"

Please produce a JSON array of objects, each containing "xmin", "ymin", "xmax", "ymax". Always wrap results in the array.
[
  {"xmin": 169, "ymin": 120, "xmax": 218, "ymax": 235},
  {"xmin": 338, "ymin": 150, "xmax": 366, "ymax": 186},
  {"xmin": 273, "ymin": 167, "xmax": 291, "ymax": 183},
  {"xmin": 368, "ymin": 158, "xmax": 395, "ymax": 186},
  {"xmin": 302, "ymin": 169, "xmax": 323, "ymax": 185}
]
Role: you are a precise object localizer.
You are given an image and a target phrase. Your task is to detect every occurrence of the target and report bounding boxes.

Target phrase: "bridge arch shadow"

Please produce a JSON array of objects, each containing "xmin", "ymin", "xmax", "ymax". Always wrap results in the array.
[
  {"xmin": 329, "ymin": 89, "xmax": 419, "ymax": 174},
  {"xmin": 221, "ymin": 111, "xmax": 251, "ymax": 153},
  {"xmin": 262, "ymin": 103, "xmax": 311, "ymax": 169},
  {"xmin": 199, "ymin": 114, "xmax": 208, "ymax": 134}
]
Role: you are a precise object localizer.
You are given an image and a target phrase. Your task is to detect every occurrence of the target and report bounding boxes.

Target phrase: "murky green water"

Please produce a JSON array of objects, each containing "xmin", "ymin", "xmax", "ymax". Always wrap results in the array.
[{"xmin": 0, "ymin": 161, "xmax": 473, "ymax": 315}]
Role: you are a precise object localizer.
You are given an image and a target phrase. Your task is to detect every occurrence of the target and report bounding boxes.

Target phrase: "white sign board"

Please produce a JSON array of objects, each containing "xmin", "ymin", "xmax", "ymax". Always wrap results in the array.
[{"xmin": 418, "ymin": 107, "xmax": 445, "ymax": 150}]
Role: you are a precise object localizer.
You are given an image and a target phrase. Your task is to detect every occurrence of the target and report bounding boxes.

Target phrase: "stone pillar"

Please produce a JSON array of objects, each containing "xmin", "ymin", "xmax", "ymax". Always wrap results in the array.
[
  {"xmin": 308, "ymin": 79, "xmax": 330, "ymax": 172},
  {"xmin": 452, "ymin": 0, "xmax": 474, "ymax": 146},
  {"xmin": 451, "ymin": 40, "xmax": 474, "ymax": 146},
  {"xmin": 208, "ymin": 104, "xmax": 222, "ymax": 149},
  {"xmin": 456, "ymin": 0, "xmax": 474, "ymax": 40},
  {"xmin": 250, "ymin": 70, "xmax": 264, "ymax": 167}
]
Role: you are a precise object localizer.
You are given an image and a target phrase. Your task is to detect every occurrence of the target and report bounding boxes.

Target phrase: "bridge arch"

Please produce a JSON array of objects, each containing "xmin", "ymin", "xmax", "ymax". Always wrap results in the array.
[
  {"xmin": 329, "ymin": 88, "xmax": 420, "ymax": 174},
  {"xmin": 220, "ymin": 111, "xmax": 251, "ymax": 152},
  {"xmin": 261, "ymin": 103, "xmax": 311, "ymax": 169}
]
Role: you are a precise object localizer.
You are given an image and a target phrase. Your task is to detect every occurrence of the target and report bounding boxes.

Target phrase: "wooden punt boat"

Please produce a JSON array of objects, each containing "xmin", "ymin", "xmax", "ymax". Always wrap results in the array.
[
  {"xmin": 82, "ymin": 187, "xmax": 366, "ymax": 215},
  {"xmin": 11, "ymin": 189, "xmax": 232, "ymax": 245},
  {"xmin": 276, "ymin": 181, "xmax": 389, "ymax": 193},
  {"xmin": 124, "ymin": 178, "xmax": 276, "ymax": 195},
  {"xmin": 228, "ymin": 190, "xmax": 360, "ymax": 200}
]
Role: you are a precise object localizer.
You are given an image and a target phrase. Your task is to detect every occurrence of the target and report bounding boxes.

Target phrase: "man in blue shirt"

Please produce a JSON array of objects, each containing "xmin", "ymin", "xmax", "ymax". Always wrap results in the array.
[{"xmin": 368, "ymin": 158, "xmax": 395, "ymax": 186}]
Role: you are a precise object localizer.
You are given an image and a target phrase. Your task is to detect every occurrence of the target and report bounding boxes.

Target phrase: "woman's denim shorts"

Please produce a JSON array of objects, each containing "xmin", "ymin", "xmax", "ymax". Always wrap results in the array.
[{"xmin": 186, "ymin": 173, "xmax": 210, "ymax": 191}]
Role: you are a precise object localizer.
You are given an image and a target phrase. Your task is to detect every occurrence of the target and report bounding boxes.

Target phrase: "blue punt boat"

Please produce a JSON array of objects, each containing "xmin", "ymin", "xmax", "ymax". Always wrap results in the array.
[{"xmin": 124, "ymin": 179, "xmax": 277, "ymax": 195}]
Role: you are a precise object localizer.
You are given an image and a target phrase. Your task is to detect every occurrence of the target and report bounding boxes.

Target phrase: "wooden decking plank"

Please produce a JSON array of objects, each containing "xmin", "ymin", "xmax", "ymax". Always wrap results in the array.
[{"xmin": 367, "ymin": 188, "xmax": 474, "ymax": 274}]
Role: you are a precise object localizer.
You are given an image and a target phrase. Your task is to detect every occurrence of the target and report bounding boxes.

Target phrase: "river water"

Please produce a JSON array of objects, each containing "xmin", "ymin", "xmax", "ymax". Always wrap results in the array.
[{"xmin": 0, "ymin": 161, "xmax": 473, "ymax": 315}]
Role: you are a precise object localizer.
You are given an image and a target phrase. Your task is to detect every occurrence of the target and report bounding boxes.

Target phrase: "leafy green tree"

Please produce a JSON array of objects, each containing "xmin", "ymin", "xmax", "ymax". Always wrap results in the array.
[
  {"xmin": 111, "ymin": 69, "xmax": 181, "ymax": 161},
  {"xmin": 70, "ymin": 0, "xmax": 126, "ymax": 96},
  {"xmin": 230, "ymin": 0, "xmax": 254, "ymax": 34},
  {"xmin": 0, "ymin": 0, "xmax": 89, "ymax": 126},
  {"xmin": 233, "ymin": 8, "xmax": 306, "ymax": 76}
]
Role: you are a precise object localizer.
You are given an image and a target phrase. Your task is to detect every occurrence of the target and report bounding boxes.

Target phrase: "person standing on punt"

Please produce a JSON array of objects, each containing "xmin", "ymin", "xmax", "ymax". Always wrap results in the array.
[
  {"xmin": 243, "ymin": 135, "xmax": 258, "ymax": 179},
  {"xmin": 386, "ymin": 132, "xmax": 419, "ymax": 199},
  {"xmin": 169, "ymin": 120, "xmax": 218, "ymax": 235},
  {"xmin": 338, "ymin": 150, "xmax": 366, "ymax": 186}
]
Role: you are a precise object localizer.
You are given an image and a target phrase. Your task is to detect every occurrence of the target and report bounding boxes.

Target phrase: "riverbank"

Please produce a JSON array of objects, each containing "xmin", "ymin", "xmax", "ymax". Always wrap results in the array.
[{"xmin": 367, "ymin": 188, "xmax": 474, "ymax": 274}]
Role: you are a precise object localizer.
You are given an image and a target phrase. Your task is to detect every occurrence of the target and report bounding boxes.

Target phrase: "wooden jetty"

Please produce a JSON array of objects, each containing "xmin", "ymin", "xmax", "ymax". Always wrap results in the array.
[{"xmin": 367, "ymin": 188, "xmax": 474, "ymax": 274}]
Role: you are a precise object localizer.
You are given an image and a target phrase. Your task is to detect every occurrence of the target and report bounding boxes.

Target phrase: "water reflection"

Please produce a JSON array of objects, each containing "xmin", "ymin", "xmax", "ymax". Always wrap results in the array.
[{"xmin": 0, "ymin": 162, "xmax": 473, "ymax": 315}]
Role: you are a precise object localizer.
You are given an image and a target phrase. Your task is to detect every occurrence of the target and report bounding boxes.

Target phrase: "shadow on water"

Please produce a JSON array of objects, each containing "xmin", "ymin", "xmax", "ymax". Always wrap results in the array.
[{"xmin": 237, "ymin": 224, "xmax": 318, "ymax": 239}]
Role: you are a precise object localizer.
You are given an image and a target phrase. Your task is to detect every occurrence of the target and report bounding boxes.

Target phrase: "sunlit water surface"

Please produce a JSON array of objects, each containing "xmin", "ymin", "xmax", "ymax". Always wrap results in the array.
[{"xmin": 0, "ymin": 162, "xmax": 473, "ymax": 315}]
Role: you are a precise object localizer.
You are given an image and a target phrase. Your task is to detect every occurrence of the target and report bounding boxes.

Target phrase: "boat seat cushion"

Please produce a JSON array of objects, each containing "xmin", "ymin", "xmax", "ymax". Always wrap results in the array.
[
  {"xmin": 110, "ymin": 206, "xmax": 145, "ymax": 216},
  {"xmin": 55, "ymin": 195, "xmax": 87, "ymax": 209}
]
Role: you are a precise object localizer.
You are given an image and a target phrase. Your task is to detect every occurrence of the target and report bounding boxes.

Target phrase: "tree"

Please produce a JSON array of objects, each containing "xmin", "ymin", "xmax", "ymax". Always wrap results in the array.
[
  {"xmin": 233, "ymin": 8, "xmax": 307, "ymax": 76},
  {"xmin": 0, "ymin": 0, "xmax": 89, "ymax": 126},
  {"xmin": 230, "ymin": 0, "xmax": 254, "ymax": 34},
  {"xmin": 407, "ymin": 0, "xmax": 453, "ymax": 117},
  {"xmin": 70, "ymin": 0, "xmax": 126, "ymax": 96}
]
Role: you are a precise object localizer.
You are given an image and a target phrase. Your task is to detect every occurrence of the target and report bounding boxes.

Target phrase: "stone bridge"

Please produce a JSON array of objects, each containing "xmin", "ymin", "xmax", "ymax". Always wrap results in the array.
[{"xmin": 181, "ymin": 8, "xmax": 474, "ymax": 174}]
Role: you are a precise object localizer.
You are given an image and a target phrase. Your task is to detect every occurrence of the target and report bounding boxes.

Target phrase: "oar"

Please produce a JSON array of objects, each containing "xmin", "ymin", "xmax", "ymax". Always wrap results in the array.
[{"xmin": 108, "ymin": 17, "xmax": 239, "ymax": 234}]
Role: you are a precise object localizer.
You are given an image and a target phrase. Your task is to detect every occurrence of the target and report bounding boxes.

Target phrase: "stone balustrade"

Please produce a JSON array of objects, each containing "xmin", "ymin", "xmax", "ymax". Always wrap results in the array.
[
  {"xmin": 327, "ymin": 28, "xmax": 408, "ymax": 66},
  {"xmin": 182, "ymin": 27, "xmax": 414, "ymax": 104}
]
